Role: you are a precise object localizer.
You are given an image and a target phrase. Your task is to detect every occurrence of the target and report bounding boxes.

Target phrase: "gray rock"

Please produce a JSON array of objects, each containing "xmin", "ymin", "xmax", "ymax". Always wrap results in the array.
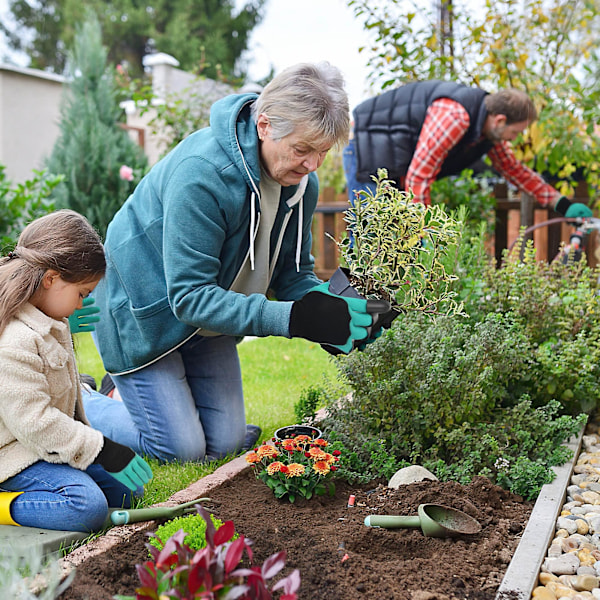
[
  {"xmin": 388, "ymin": 465, "xmax": 438, "ymax": 488},
  {"xmin": 542, "ymin": 553, "xmax": 580, "ymax": 575}
]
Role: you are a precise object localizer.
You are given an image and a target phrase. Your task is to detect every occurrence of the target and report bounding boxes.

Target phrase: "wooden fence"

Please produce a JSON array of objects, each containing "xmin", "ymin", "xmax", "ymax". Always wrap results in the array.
[{"xmin": 311, "ymin": 182, "xmax": 597, "ymax": 281}]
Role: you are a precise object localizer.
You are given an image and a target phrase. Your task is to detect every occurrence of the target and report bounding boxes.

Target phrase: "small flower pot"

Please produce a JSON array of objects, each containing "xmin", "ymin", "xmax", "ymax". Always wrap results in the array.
[
  {"xmin": 328, "ymin": 266, "xmax": 400, "ymax": 336},
  {"xmin": 274, "ymin": 425, "xmax": 322, "ymax": 440}
]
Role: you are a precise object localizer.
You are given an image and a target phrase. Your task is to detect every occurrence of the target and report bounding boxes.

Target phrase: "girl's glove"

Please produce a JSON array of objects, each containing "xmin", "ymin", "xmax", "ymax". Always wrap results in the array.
[
  {"xmin": 94, "ymin": 436, "xmax": 153, "ymax": 491},
  {"xmin": 68, "ymin": 297, "xmax": 100, "ymax": 333}
]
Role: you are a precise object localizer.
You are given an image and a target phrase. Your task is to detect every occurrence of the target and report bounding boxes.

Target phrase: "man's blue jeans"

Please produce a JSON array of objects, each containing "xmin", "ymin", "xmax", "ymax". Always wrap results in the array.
[
  {"xmin": 343, "ymin": 138, "xmax": 377, "ymax": 205},
  {"xmin": 0, "ymin": 461, "xmax": 134, "ymax": 532},
  {"xmin": 84, "ymin": 334, "xmax": 246, "ymax": 463}
]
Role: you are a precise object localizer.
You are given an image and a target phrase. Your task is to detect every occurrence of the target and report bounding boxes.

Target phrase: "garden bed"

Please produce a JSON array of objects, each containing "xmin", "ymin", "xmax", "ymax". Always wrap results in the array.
[{"xmin": 58, "ymin": 465, "xmax": 533, "ymax": 600}]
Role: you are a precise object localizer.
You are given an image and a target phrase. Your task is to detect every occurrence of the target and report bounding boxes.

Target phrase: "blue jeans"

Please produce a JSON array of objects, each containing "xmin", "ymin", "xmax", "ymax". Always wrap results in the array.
[
  {"xmin": 84, "ymin": 334, "xmax": 246, "ymax": 463},
  {"xmin": 343, "ymin": 138, "xmax": 377, "ymax": 205},
  {"xmin": 0, "ymin": 461, "xmax": 134, "ymax": 532}
]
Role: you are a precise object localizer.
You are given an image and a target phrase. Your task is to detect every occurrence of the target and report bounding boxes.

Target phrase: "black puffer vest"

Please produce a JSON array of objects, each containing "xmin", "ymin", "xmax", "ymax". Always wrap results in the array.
[{"xmin": 352, "ymin": 80, "xmax": 492, "ymax": 184}]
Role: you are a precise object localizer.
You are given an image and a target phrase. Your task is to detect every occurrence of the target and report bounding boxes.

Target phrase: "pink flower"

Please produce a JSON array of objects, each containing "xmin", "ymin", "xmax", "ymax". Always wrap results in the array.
[{"xmin": 119, "ymin": 165, "xmax": 134, "ymax": 181}]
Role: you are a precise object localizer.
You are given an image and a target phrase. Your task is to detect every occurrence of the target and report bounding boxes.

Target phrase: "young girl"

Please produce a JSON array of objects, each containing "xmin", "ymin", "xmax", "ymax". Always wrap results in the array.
[{"xmin": 0, "ymin": 210, "xmax": 152, "ymax": 532}]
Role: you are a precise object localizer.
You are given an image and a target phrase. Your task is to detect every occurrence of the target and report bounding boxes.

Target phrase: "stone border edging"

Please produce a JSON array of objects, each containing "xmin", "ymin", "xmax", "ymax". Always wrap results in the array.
[{"xmin": 495, "ymin": 425, "xmax": 586, "ymax": 599}]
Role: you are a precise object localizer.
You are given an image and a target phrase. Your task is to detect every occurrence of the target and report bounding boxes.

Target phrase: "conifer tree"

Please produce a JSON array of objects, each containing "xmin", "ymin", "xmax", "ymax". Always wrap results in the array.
[{"xmin": 46, "ymin": 13, "xmax": 147, "ymax": 238}]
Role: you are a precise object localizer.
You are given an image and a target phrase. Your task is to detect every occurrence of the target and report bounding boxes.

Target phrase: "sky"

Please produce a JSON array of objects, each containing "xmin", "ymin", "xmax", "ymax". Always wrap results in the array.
[
  {"xmin": 238, "ymin": 0, "xmax": 375, "ymax": 110},
  {"xmin": 0, "ymin": 0, "xmax": 376, "ymax": 111}
]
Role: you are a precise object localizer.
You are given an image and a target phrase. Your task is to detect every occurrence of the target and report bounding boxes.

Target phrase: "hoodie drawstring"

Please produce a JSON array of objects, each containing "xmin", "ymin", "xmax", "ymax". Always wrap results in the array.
[
  {"xmin": 295, "ymin": 196, "xmax": 303, "ymax": 272},
  {"xmin": 249, "ymin": 191, "xmax": 257, "ymax": 271}
]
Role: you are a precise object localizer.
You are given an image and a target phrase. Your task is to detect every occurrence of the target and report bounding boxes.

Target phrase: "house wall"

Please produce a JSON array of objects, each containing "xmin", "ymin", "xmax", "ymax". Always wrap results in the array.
[
  {"xmin": 0, "ymin": 54, "xmax": 234, "ymax": 183},
  {"xmin": 0, "ymin": 64, "xmax": 64, "ymax": 183}
]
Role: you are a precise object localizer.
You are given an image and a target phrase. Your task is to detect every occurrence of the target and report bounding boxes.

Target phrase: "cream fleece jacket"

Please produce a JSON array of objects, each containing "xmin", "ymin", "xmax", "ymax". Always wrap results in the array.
[{"xmin": 0, "ymin": 303, "xmax": 103, "ymax": 483}]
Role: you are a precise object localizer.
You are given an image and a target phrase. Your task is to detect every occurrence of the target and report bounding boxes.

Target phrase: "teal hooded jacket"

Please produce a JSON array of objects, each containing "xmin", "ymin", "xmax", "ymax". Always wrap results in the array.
[{"xmin": 93, "ymin": 93, "xmax": 321, "ymax": 374}]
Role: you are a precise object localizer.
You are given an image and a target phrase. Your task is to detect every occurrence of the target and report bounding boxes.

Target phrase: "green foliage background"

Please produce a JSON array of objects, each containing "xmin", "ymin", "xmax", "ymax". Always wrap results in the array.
[
  {"xmin": 46, "ymin": 14, "xmax": 147, "ymax": 239},
  {"xmin": 0, "ymin": 0, "xmax": 265, "ymax": 82}
]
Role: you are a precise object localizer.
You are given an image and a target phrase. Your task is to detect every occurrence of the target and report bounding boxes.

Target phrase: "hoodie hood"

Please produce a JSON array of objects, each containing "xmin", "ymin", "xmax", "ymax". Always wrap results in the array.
[{"xmin": 210, "ymin": 92, "xmax": 261, "ymax": 192}]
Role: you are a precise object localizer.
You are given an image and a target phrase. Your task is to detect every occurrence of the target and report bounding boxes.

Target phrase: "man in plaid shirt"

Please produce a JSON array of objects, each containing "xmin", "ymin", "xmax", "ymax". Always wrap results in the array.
[{"xmin": 344, "ymin": 80, "xmax": 591, "ymax": 219}]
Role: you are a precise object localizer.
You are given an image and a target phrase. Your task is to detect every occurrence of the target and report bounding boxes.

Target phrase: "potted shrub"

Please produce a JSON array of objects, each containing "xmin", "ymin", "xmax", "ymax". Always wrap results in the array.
[{"xmin": 329, "ymin": 169, "xmax": 465, "ymax": 328}]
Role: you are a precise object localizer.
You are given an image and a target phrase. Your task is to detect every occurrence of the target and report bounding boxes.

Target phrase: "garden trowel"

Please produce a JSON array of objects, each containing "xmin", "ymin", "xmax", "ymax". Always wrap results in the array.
[
  {"xmin": 364, "ymin": 503, "xmax": 481, "ymax": 538},
  {"xmin": 104, "ymin": 497, "xmax": 210, "ymax": 527}
]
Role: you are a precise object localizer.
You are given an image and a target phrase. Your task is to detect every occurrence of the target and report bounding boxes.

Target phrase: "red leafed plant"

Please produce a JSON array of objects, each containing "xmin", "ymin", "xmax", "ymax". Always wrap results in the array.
[{"xmin": 114, "ymin": 505, "xmax": 300, "ymax": 600}]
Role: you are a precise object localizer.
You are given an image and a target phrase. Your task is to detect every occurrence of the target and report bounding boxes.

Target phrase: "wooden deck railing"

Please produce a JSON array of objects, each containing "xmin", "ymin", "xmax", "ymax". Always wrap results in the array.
[{"xmin": 311, "ymin": 182, "xmax": 596, "ymax": 280}]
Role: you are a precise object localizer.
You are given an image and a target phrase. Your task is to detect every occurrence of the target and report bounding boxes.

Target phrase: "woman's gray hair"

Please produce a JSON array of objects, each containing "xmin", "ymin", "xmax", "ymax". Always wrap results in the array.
[{"xmin": 251, "ymin": 62, "xmax": 349, "ymax": 147}]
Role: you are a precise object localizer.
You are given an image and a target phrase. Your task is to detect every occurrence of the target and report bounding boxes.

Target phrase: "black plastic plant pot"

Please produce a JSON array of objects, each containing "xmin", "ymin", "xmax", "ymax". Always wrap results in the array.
[
  {"xmin": 327, "ymin": 266, "xmax": 400, "ymax": 344},
  {"xmin": 274, "ymin": 425, "xmax": 322, "ymax": 440}
]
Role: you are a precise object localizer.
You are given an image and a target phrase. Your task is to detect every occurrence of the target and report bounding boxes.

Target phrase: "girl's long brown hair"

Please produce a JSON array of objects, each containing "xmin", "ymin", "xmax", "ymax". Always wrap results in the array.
[{"xmin": 0, "ymin": 209, "xmax": 106, "ymax": 335}]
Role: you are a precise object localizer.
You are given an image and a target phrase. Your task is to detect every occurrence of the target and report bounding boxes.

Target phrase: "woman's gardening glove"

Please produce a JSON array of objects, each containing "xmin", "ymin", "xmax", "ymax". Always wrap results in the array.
[
  {"xmin": 289, "ymin": 285, "xmax": 390, "ymax": 354},
  {"xmin": 306, "ymin": 280, "xmax": 392, "ymax": 354},
  {"xmin": 94, "ymin": 436, "xmax": 153, "ymax": 491},
  {"xmin": 68, "ymin": 297, "xmax": 100, "ymax": 333},
  {"xmin": 554, "ymin": 196, "xmax": 593, "ymax": 219}
]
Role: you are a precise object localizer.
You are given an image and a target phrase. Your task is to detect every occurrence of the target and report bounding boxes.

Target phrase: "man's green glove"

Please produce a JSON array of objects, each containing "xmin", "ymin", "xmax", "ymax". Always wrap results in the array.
[
  {"xmin": 94, "ymin": 436, "xmax": 153, "ymax": 491},
  {"xmin": 554, "ymin": 196, "xmax": 593, "ymax": 219},
  {"xmin": 68, "ymin": 297, "xmax": 100, "ymax": 333}
]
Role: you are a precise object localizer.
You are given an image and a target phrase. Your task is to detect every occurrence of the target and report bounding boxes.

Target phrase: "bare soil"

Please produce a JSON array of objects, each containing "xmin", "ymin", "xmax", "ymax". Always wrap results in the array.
[{"xmin": 58, "ymin": 468, "xmax": 533, "ymax": 600}]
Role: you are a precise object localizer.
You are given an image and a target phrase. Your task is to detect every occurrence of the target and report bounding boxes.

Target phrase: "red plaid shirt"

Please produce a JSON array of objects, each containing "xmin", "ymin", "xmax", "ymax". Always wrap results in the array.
[{"xmin": 405, "ymin": 98, "xmax": 560, "ymax": 207}]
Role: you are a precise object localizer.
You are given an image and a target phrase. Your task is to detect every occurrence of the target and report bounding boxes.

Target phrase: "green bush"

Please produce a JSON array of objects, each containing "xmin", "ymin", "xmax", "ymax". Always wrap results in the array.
[
  {"xmin": 293, "ymin": 385, "xmax": 325, "ymax": 425},
  {"xmin": 429, "ymin": 168, "xmax": 497, "ymax": 235},
  {"xmin": 310, "ymin": 184, "xmax": 597, "ymax": 501},
  {"xmin": 468, "ymin": 238, "xmax": 600, "ymax": 346},
  {"xmin": 149, "ymin": 512, "xmax": 231, "ymax": 554},
  {"xmin": 0, "ymin": 165, "xmax": 61, "ymax": 250}
]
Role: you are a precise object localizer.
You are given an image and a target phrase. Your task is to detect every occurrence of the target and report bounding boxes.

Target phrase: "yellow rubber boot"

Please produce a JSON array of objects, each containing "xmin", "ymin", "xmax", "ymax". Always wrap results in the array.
[{"xmin": 0, "ymin": 492, "xmax": 23, "ymax": 526}]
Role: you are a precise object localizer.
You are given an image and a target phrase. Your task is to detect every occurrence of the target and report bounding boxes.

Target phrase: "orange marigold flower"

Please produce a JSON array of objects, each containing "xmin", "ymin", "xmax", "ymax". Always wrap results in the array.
[
  {"xmin": 294, "ymin": 434, "xmax": 312, "ymax": 443},
  {"xmin": 266, "ymin": 461, "xmax": 285, "ymax": 475},
  {"xmin": 308, "ymin": 447, "xmax": 326, "ymax": 459},
  {"xmin": 257, "ymin": 444, "xmax": 279, "ymax": 459},
  {"xmin": 285, "ymin": 463, "xmax": 306, "ymax": 477},
  {"xmin": 312, "ymin": 438, "xmax": 328, "ymax": 447},
  {"xmin": 313, "ymin": 460, "xmax": 331, "ymax": 475},
  {"xmin": 322, "ymin": 452, "xmax": 335, "ymax": 465},
  {"xmin": 245, "ymin": 452, "xmax": 260, "ymax": 464}
]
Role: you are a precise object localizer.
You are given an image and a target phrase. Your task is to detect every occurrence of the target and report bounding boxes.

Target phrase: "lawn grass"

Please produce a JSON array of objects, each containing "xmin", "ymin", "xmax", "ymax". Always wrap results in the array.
[{"xmin": 74, "ymin": 333, "xmax": 339, "ymax": 504}]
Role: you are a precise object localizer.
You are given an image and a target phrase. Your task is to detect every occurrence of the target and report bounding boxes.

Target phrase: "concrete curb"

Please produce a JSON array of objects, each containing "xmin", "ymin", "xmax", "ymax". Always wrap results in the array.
[{"xmin": 495, "ymin": 425, "xmax": 585, "ymax": 599}]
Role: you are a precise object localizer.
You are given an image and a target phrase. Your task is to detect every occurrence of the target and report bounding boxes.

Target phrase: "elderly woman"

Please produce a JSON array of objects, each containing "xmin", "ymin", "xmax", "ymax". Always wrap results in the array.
[{"xmin": 85, "ymin": 62, "xmax": 381, "ymax": 463}]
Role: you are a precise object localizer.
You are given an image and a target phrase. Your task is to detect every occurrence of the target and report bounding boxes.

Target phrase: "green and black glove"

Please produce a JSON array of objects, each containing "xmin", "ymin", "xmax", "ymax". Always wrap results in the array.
[
  {"xmin": 68, "ymin": 297, "xmax": 100, "ymax": 334},
  {"xmin": 554, "ymin": 196, "xmax": 593, "ymax": 219},
  {"xmin": 289, "ymin": 287, "xmax": 390, "ymax": 354},
  {"xmin": 94, "ymin": 436, "xmax": 153, "ymax": 491}
]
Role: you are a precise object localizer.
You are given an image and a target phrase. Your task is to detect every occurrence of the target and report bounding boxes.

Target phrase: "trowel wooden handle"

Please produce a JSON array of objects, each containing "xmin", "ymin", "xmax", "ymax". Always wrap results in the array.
[{"xmin": 364, "ymin": 514, "xmax": 421, "ymax": 529}]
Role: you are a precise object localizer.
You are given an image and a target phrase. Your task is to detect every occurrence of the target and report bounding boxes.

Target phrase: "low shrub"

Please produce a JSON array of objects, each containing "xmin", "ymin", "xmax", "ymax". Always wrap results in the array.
[{"xmin": 149, "ymin": 512, "xmax": 231, "ymax": 554}]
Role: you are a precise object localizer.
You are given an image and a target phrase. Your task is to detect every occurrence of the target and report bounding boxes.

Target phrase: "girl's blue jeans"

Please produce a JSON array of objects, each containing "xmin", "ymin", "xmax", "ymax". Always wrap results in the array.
[
  {"xmin": 84, "ymin": 334, "xmax": 246, "ymax": 463},
  {"xmin": 0, "ymin": 461, "xmax": 134, "ymax": 532}
]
